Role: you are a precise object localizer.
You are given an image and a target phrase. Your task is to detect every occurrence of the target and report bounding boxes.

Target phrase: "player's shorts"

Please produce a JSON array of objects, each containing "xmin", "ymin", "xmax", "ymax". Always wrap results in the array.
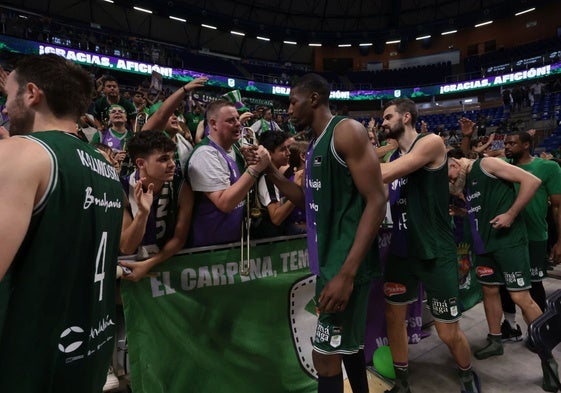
[
  {"xmin": 384, "ymin": 252, "xmax": 461, "ymax": 322},
  {"xmin": 312, "ymin": 282, "xmax": 370, "ymax": 355},
  {"xmin": 474, "ymin": 244, "xmax": 531, "ymax": 291},
  {"xmin": 529, "ymin": 240, "xmax": 547, "ymax": 282}
]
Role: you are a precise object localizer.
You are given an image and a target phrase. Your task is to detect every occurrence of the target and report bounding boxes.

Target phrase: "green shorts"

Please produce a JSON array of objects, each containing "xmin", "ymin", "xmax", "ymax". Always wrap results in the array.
[
  {"xmin": 312, "ymin": 282, "xmax": 370, "ymax": 355},
  {"xmin": 529, "ymin": 240, "xmax": 547, "ymax": 282},
  {"xmin": 474, "ymin": 244, "xmax": 531, "ymax": 290},
  {"xmin": 384, "ymin": 253, "xmax": 461, "ymax": 322}
]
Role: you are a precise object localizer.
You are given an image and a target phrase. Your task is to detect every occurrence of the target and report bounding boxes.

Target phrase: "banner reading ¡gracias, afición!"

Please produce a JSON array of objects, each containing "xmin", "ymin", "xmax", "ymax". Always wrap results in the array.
[{"xmin": 121, "ymin": 237, "xmax": 319, "ymax": 393}]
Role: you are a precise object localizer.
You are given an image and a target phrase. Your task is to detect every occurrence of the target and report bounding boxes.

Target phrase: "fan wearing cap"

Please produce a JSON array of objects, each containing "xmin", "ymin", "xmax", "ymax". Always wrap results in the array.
[{"xmin": 142, "ymin": 76, "xmax": 208, "ymax": 178}]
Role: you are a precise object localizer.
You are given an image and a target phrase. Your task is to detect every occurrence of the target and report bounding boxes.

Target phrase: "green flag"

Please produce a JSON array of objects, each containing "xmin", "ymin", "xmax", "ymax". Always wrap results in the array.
[{"xmin": 121, "ymin": 237, "xmax": 317, "ymax": 393}]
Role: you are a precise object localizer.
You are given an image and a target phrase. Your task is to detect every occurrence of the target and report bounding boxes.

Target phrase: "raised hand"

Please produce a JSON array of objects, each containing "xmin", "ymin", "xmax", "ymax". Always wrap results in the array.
[
  {"xmin": 458, "ymin": 117, "xmax": 475, "ymax": 137},
  {"xmin": 135, "ymin": 177, "xmax": 154, "ymax": 215}
]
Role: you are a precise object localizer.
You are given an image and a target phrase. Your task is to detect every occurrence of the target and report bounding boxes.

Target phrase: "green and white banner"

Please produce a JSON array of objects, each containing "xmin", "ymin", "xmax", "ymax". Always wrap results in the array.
[
  {"xmin": 121, "ymin": 232, "xmax": 482, "ymax": 392},
  {"xmin": 121, "ymin": 237, "xmax": 318, "ymax": 393}
]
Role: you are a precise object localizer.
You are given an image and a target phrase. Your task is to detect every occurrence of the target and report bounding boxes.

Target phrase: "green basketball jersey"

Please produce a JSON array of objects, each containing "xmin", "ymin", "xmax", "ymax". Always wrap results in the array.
[
  {"xmin": 0, "ymin": 132, "xmax": 124, "ymax": 393},
  {"xmin": 515, "ymin": 158, "xmax": 561, "ymax": 241},
  {"xmin": 389, "ymin": 133, "xmax": 456, "ymax": 260},
  {"xmin": 307, "ymin": 116, "xmax": 380, "ymax": 286},
  {"xmin": 465, "ymin": 158, "xmax": 527, "ymax": 254}
]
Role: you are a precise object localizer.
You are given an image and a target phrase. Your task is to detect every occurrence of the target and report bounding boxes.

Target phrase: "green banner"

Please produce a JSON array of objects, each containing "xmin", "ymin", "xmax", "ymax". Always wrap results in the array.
[{"xmin": 121, "ymin": 237, "xmax": 317, "ymax": 393}]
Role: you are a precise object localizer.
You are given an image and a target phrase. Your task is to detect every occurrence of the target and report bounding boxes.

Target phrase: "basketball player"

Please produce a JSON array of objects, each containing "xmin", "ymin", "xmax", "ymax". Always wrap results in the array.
[
  {"xmin": 0, "ymin": 54, "xmax": 124, "ymax": 392},
  {"xmin": 267, "ymin": 73, "xmax": 387, "ymax": 393}
]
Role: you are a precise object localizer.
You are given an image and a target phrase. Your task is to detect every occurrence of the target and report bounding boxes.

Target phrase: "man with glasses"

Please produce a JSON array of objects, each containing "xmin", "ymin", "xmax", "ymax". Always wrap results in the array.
[{"xmin": 186, "ymin": 100, "xmax": 270, "ymax": 247}]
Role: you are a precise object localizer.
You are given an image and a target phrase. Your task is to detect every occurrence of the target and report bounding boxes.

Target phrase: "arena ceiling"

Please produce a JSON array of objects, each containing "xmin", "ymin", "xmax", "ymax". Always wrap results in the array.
[{"xmin": 1, "ymin": 0, "xmax": 556, "ymax": 63}]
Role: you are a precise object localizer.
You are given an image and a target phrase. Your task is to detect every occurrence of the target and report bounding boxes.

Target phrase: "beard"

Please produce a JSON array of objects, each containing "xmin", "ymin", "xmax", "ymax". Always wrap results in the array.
[
  {"xmin": 7, "ymin": 95, "xmax": 35, "ymax": 135},
  {"xmin": 386, "ymin": 120, "xmax": 405, "ymax": 140},
  {"xmin": 505, "ymin": 149, "xmax": 521, "ymax": 161}
]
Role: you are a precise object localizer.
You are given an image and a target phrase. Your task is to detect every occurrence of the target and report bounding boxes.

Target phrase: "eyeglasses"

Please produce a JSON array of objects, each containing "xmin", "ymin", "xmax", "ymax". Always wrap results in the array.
[{"xmin": 109, "ymin": 109, "xmax": 126, "ymax": 114}]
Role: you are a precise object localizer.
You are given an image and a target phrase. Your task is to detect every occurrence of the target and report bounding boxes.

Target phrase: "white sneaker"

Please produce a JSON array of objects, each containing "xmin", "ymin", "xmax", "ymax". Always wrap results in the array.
[{"xmin": 103, "ymin": 367, "xmax": 120, "ymax": 392}]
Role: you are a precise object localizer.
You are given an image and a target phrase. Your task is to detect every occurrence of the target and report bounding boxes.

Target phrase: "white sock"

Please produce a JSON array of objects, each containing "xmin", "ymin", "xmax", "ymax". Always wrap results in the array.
[{"xmin": 504, "ymin": 312, "xmax": 517, "ymax": 328}]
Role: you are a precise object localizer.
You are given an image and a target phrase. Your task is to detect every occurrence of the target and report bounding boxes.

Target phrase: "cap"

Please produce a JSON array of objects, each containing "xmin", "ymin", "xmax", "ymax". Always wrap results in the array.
[{"xmin": 221, "ymin": 89, "xmax": 250, "ymax": 113}]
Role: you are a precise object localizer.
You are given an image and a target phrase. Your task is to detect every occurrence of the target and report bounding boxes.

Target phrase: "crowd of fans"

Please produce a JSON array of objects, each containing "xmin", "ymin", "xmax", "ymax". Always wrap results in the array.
[
  {"xmin": 2, "ymin": 51, "xmax": 561, "ymax": 392},
  {"xmin": 33, "ymin": 72, "xmax": 550, "ymax": 263}
]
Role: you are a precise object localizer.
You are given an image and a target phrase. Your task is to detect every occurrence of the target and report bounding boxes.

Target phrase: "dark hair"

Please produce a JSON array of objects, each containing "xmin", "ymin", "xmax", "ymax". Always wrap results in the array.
[
  {"xmin": 291, "ymin": 73, "xmax": 330, "ymax": 105},
  {"xmin": 515, "ymin": 130, "xmax": 534, "ymax": 149},
  {"xmin": 447, "ymin": 148, "xmax": 466, "ymax": 159},
  {"xmin": 383, "ymin": 98, "xmax": 418, "ymax": 127},
  {"xmin": 259, "ymin": 130, "xmax": 290, "ymax": 152},
  {"xmin": 206, "ymin": 99, "xmax": 236, "ymax": 121},
  {"xmin": 127, "ymin": 130, "xmax": 176, "ymax": 162},
  {"xmin": 102, "ymin": 75, "xmax": 118, "ymax": 86},
  {"xmin": 13, "ymin": 54, "xmax": 93, "ymax": 120}
]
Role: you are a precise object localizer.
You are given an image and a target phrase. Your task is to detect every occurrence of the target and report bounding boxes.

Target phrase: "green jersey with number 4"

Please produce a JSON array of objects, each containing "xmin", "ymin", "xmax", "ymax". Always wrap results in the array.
[{"xmin": 0, "ymin": 132, "xmax": 123, "ymax": 393}]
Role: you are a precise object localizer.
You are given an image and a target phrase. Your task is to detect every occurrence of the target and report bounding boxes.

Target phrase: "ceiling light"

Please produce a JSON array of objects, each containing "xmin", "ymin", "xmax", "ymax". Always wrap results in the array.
[
  {"xmin": 309, "ymin": 43, "xmax": 322, "ymax": 47},
  {"xmin": 359, "ymin": 43, "xmax": 373, "ymax": 47},
  {"xmin": 338, "ymin": 44, "xmax": 351, "ymax": 47},
  {"xmin": 441, "ymin": 30, "xmax": 457, "ymax": 36},
  {"xmin": 133, "ymin": 6, "xmax": 152, "ymax": 14},
  {"xmin": 475, "ymin": 20, "xmax": 493, "ymax": 28},
  {"xmin": 101, "ymin": 0, "xmax": 114, "ymax": 3},
  {"xmin": 283, "ymin": 40, "xmax": 297, "ymax": 45},
  {"xmin": 231, "ymin": 31, "xmax": 245, "ymax": 36},
  {"xmin": 515, "ymin": 8, "xmax": 535, "ymax": 16},
  {"xmin": 169, "ymin": 16, "xmax": 186, "ymax": 23},
  {"xmin": 416, "ymin": 35, "xmax": 431, "ymax": 41},
  {"xmin": 257, "ymin": 36, "xmax": 270, "ymax": 41},
  {"xmin": 202, "ymin": 24, "xmax": 217, "ymax": 30},
  {"xmin": 386, "ymin": 40, "xmax": 400, "ymax": 44}
]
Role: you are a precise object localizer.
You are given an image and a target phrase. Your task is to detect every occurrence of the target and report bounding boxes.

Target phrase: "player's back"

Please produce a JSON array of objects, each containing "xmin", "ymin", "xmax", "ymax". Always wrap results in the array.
[{"xmin": 0, "ymin": 131, "xmax": 124, "ymax": 393}]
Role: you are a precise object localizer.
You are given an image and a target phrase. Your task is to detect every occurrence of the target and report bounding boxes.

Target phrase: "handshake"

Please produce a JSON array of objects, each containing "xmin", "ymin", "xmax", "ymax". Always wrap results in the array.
[{"xmin": 241, "ymin": 144, "xmax": 271, "ymax": 174}]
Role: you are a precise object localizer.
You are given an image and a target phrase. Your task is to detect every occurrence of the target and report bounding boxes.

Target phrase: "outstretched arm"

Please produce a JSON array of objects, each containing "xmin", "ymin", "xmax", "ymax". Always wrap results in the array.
[
  {"xmin": 142, "ymin": 77, "xmax": 208, "ymax": 131},
  {"xmin": 380, "ymin": 133, "xmax": 445, "ymax": 183},
  {"xmin": 205, "ymin": 146, "xmax": 271, "ymax": 213},
  {"xmin": 459, "ymin": 117, "xmax": 475, "ymax": 155},
  {"xmin": 266, "ymin": 164, "xmax": 305, "ymax": 209},
  {"xmin": 473, "ymin": 133, "xmax": 495, "ymax": 154}
]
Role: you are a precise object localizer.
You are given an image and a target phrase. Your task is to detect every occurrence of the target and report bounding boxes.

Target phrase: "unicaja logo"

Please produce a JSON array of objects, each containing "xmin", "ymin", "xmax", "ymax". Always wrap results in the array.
[{"xmin": 58, "ymin": 326, "xmax": 85, "ymax": 353}]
